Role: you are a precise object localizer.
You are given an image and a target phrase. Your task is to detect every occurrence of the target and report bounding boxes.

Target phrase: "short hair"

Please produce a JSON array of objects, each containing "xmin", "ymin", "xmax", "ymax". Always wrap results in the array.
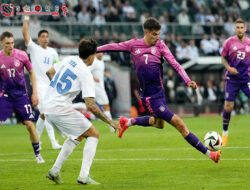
[
  {"xmin": 78, "ymin": 38, "xmax": 97, "ymax": 59},
  {"xmin": 38, "ymin": 29, "xmax": 49, "ymax": 37},
  {"xmin": 235, "ymin": 18, "xmax": 245, "ymax": 25},
  {"xmin": 0, "ymin": 31, "xmax": 13, "ymax": 41},
  {"xmin": 143, "ymin": 17, "xmax": 161, "ymax": 31}
]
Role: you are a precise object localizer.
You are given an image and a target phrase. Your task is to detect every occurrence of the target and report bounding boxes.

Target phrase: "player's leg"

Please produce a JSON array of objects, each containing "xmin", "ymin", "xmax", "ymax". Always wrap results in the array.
[
  {"xmin": 118, "ymin": 97, "xmax": 166, "ymax": 137},
  {"xmin": 169, "ymin": 114, "xmax": 221, "ymax": 163},
  {"xmin": 222, "ymin": 81, "xmax": 240, "ymax": 146},
  {"xmin": 14, "ymin": 96, "xmax": 45, "ymax": 163},
  {"xmin": 23, "ymin": 120, "xmax": 44, "ymax": 163},
  {"xmin": 44, "ymin": 118, "xmax": 62, "ymax": 149},
  {"xmin": 46, "ymin": 111, "xmax": 98, "ymax": 184},
  {"xmin": 96, "ymin": 88, "xmax": 114, "ymax": 132},
  {"xmin": 77, "ymin": 126, "xmax": 100, "ymax": 185},
  {"xmin": 118, "ymin": 115, "xmax": 155, "ymax": 138},
  {"xmin": 222, "ymin": 101, "xmax": 234, "ymax": 146},
  {"xmin": 36, "ymin": 114, "xmax": 45, "ymax": 139},
  {"xmin": 102, "ymin": 104, "xmax": 114, "ymax": 132}
]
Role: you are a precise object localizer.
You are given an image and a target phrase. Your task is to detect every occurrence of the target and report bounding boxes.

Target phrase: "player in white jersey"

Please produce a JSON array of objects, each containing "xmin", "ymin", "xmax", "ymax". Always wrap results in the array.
[
  {"xmin": 22, "ymin": 15, "xmax": 62, "ymax": 149},
  {"xmin": 88, "ymin": 53, "xmax": 114, "ymax": 132},
  {"xmin": 44, "ymin": 39, "xmax": 120, "ymax": 185}
]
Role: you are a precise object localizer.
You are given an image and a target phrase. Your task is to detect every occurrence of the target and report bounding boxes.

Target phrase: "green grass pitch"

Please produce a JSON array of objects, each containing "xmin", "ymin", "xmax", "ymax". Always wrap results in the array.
[{"xmin": 0, "ymin": 115, "xmax": 249, "ymax": 190}]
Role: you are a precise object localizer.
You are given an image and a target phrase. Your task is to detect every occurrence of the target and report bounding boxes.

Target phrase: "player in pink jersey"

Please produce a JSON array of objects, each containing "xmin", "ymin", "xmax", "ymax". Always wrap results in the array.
[
  {"xmin": 97, "ymin": 17, "xmax": 221, "ymax": 163},
  {"xmin": 0, "ymin": 31, "xmax": 44, "ymax": 163},
  {"xmin": 221, "ymin": 18, "xmax": 250, "ymax": 146}
]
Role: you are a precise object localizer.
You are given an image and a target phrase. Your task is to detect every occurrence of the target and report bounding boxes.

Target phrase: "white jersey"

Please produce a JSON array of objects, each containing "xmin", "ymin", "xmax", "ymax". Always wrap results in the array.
[
  {"xmin": 43, "ymin": 56, "xmax": 95, "ymax": 114},
  {"xmin": 27, "ymin": 38, "xmax": 59, "ymax": 87},
  {"xmin": 88, "ymin": 57, "xmax": 109, "ymax": 105},
  {"xmin": 88, "ymin": 57, "xmax": 105, "ymax": 90}
]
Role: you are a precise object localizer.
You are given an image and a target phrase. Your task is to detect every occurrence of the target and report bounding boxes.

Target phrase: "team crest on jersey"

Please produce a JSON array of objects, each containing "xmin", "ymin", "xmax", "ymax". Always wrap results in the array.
[
  {"xmin": 159, "ymin": 105, "xmax": 165, "ymax": 112},
  {"xmin": 1, "ymin": 64, "xmax": 6, "ymax": 69},
  {"xmin": 233, "ymin": 46, "xmax": 237, "ymax": 51},
  {"xmin": 14, "ymin": 59, "xmax": 20, "ymax": 67},
  {"xmin": 245, "ymin": 45, "xmax": 250, "ymax": 52},
  {"xmin": 151, "ymin": 47, "xmax": 156, "ymax": 55}
]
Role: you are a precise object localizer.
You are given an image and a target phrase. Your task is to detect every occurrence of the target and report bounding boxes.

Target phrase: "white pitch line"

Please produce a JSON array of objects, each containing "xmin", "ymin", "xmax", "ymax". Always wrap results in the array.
[
  {"xmin": 0, "ymin": 158, "xmax": 250, "ymax": 162},
  {"xmin": 0, "ymin": 146, "xmax": 249, "ymax": 156}
]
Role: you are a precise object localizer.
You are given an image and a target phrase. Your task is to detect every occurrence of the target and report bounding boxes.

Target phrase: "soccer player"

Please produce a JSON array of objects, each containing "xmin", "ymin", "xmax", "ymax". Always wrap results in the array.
[
  {"xmin": 97, "ymin": 17, "xmax": 221, "ymax": 163},
  {"xmin": 22, "ymin": 15, "xmax": 62, "ymax": 149},
  {"xmin": 0, "ymin": 31, "xmax": 44, "ymax": 163},
  {"xmin": 221, "ymin": 18, "xmax": 250, "ymax": 146},
  {"xmin": 88, "ymin": 53, "xmax": 114, "ymax": 132},
  {"xmin": 44, "ymin": 39, "xmax": 119, "ymax": 185}
]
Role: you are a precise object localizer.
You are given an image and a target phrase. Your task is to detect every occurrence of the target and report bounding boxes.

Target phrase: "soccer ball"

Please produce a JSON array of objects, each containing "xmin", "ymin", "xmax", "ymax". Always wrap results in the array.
[{"xmin": 204, "ymin": 131, "xmax": 222, "ymax": 151}]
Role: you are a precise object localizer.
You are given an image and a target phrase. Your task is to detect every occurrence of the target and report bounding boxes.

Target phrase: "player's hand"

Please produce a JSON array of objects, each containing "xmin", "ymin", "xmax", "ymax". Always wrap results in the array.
[
  {"xmin": 110, "ymin": 121, "xmax": 121, "ymax": 133},
  {"xmin": 93, "ymin": 77, "xmax": 100, "ymax": 82},
  {"xmin": 188, "ymin": 81, "xmax": 197, "ymax": 89},
  {"xmin": 228, "ymin": 67, "xmax": 239, "ymax": 75},
  {"xmin": 31, "ymin": 93, "xmax": 39, "ymax": 106}
]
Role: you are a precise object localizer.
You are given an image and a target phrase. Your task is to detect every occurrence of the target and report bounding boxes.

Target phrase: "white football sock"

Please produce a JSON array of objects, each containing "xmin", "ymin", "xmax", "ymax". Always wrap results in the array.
[
  {"xmin": 52, "ymin": 138, "xmax": 79, "ymax": 174},
  {"xmin": 223, "ymin": 130, "xmax": 228, "ymax": 136},
  {"xmin": 127, "ymin": 119, "xmax": 132, "ymax": 126},
  {"xmin": 104, "ymin": 110, "xmax": 114, "ymax": 132},
  {"xmin": 36, "ymin": 117, "xmax": 45, "ymax": 139},
  {"xmin": 205, "ymin": 150, "xmax": 211, "ymax": 158},
  {"xmin": 79, "ymin": 137, "xmax": 98, "ymax": 179},
  {"xmin": 45, "ymin": 119, "xmax": 58, "ymax": 146}
]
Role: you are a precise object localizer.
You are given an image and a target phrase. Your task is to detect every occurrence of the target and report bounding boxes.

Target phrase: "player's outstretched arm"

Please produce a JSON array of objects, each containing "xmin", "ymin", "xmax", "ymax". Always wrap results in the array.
[
  {"xmin": 97, "ymin": 40, "xmax": 131, "ymax": 53},
  {"xmin": 221, "ymin": 56, "xmax": 238, "ymax": 75},
  {"xmin": 84, "ymin": 97, "xmax": 120, "ymax": 131},
  {"xmin": 46, "ymin": 67, "xmax": 56, "ymax": 81},
  {"xmin": 28, "ymin": 69, "xmax": 38, "ymax": 106},
  {"xmin": 22, "ymin": 15, "xmax": 31, "ymax": 45}
]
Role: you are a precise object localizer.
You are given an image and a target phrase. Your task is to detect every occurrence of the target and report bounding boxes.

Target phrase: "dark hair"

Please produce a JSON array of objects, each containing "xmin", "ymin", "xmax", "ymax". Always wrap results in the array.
[
  {"xmin": 0, "ymin": 31, "xmax": 13, "ymax": 41},
  {"xmin": 38, "ymin": 29, "xmax": 49, "ymax": 37},
  {"xmin": 235, "ymin": 18, "xmax": 245, "ymax": 25},
  {"xmin": 78, "ymin": 38, "xmax": 97, "ymax": 59},
  {"xmin": 143, "ymin": 17, "xmax": 161, "ymax": 31}
]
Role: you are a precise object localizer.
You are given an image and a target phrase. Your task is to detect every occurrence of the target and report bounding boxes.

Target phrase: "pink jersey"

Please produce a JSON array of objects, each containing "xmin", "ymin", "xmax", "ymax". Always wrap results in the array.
[
  {"xmin": 97, "ymin": 38, "xmax": 191, "ymax": 97},
  {"xmin": 221, "ymin": 35, "xmax": 250, "ymax": 83},
  {"xmin": 0, "ymin": 49, "xmax": 32, "ymax": 98}
]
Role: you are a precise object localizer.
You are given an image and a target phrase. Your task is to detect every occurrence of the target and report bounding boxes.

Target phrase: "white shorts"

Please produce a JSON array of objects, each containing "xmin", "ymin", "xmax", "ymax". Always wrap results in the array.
[
  {"xmin": 95, "ymin": 86, "xmax": 109, "ymax": 105},
  {"xmin": 45, "ymin": 110, "xmax": 92, "ymax": 140}
]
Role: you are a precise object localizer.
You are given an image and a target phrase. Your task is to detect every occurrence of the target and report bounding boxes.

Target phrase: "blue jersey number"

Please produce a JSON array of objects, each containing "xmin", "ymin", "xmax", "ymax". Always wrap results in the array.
[
  {"xmin": 44, "ymin": 57, "xmax": 50, "ymax": 64},
  {"xmin": 50, "ymin": 68, "xmax": 77, "ymax": 94}
]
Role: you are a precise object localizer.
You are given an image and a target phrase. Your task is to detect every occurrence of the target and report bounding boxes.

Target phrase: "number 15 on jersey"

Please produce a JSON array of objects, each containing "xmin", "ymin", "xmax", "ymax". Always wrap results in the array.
[{"xmin": 50, "ymin": 66, "xmax": 77, "ymax": 94}]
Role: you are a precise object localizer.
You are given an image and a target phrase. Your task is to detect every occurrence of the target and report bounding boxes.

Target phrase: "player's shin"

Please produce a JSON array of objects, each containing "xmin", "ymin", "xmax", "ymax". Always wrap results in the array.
[
  {"xmin": 51, "ymin": 138, "xmax": 79, "ymax": 174},
  {"xmin": 222, "ymin": 109, "xmax": 231, "ymax": 132},
  {"xmin": 185, "ymin": 132, "xmax": 208, "ymax": 154},
  {"xmin": 79, "ymin": 137, "xmax": 98, "ymax": 179},
  {"xmin": 36, "ymin": 117, "xmax": 45, "ymax": 139},
  {"xmin": 129, "ymin": 116, "xmax": 151, "ymax": 126}
]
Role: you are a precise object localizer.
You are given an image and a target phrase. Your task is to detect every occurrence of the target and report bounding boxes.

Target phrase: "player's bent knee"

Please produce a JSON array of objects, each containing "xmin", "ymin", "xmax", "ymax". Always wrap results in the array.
[
  {"xmin": 153, "ymin": 118, "xmax": 164, "ymax": 129},
  {"xmin": 170, "ymin": 115, "xmax": 189, "ymax": 136},
  {"xmin": 149, "ymin": 117, "xmax": 155, "ymax": 125},
  {"xmin": 40, "ymin": 114, "xmax": 45, "ymax": 120},
  {"xmin": 82, "ymin": 126, "xmax": 100, "ymax": 139},
  {"xmin": 224, "ymin": 101, "xmax": 234, "ymax": 112}
]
